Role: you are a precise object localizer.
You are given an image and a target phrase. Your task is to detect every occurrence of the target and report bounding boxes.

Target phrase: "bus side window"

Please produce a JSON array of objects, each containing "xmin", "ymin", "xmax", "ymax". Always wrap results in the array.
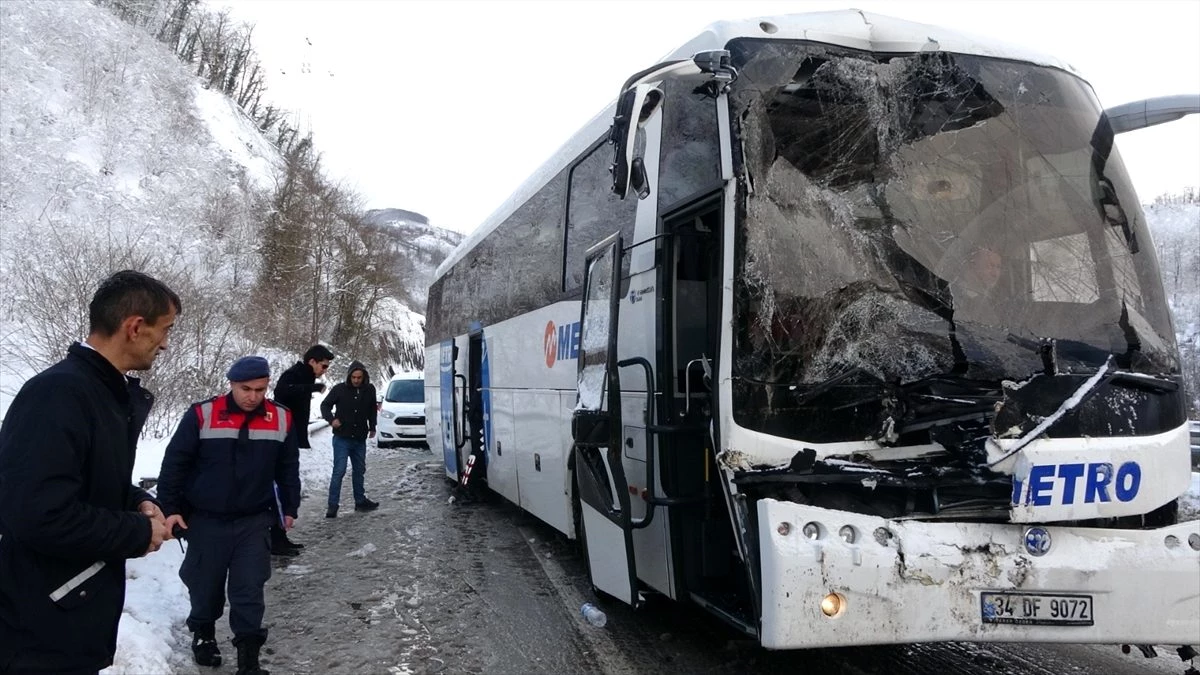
[
  {"xmin": 658, "ymin": 78, "xmax": 722, "ymax": 212},
  {"xmin": 673, "ymin": 209, "xmax": 719, "ymax": 398},
  {"xmin": 563, "ymin": 141, "xmax": 639, "ymax": 292}
]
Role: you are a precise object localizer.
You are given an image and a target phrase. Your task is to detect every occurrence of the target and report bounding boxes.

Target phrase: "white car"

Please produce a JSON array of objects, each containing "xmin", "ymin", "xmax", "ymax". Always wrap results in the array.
[{"xmin": 377, "ymin": 372, "xmax": 426, "ymax": 447}]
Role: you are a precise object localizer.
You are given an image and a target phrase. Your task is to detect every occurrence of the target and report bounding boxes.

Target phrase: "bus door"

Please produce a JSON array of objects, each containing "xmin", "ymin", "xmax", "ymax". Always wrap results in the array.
[
  {"xmin": 663, "ymin": 197, "xmax": 720, "ymax": 426},
  {"xmin": 651, "ymin": 70, "xmax": 729, "ymax": 603},
  {"xmin": 658, "ymin": 195, "xmax": 724, "ymax": 597},
  {"xmin": 439, "ymin": 339, "xmax": 463, "ymax": 481},
  {"xmin": 459, "ymin": 327, "xmax": 489, "ymax": 488},
  {"xmin": 572, "ymin": 233, "xmax": 640, "ymax": 606}
]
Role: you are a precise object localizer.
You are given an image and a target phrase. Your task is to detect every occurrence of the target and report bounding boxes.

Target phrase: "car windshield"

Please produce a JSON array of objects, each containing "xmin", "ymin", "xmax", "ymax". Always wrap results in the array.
[
  {"xmin": 725, "ymin": 39, "xmax": 1179, "ymax": 442},
  {"xmin": 385, "ymin": 379, "xmax": 424, "ymax": 403}
]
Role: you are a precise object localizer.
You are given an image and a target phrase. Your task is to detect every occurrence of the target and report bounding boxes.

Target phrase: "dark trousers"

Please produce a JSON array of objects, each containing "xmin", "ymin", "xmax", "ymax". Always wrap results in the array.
[{"xmin": 180, "ymin": 511, "xmax": 273, "ymax": 641}]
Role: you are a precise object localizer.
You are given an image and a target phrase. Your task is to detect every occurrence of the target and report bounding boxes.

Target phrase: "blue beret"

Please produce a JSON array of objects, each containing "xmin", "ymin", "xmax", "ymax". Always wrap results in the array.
[{"xmin": 227, "ymin": 356, "xmax": 270, "ymax": 382}]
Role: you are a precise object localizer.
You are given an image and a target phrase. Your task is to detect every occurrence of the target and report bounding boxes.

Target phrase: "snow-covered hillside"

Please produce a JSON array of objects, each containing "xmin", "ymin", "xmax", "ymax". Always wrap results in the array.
[
  {"xmin": 0, "ymin": 0, "xmax": 278, "ymax": 232},
  {"xmin": 1145, "ymin": 198, "xmax": 1200, "ymax": 411},
  {"xmin": 362, "ymin": 208, "xmax": 463, "ymax": 313},
  {"xmin": 1, "ymin": 0, "xmax": 280, "ymax": 427},
  {"xmin": 0, "ymin": 0, "xmax": 434, "ymax": 428}
]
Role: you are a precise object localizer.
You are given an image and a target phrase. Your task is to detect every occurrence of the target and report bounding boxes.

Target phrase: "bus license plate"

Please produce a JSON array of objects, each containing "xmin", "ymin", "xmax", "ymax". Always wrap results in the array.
[{"xmin": 981, "ymin": 592, "xmax": 1094, "ymax": 626}]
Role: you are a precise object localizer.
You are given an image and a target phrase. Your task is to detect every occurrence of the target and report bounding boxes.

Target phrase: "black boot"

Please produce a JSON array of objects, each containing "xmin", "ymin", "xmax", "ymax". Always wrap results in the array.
[
  {"xmin": 191, "ymin": 625, "xmax": 221, "ymax": 667},
  {"xmin": 270, "ymin": 542, "xmax": 300, "ymax": 556},
  {"xmin": 234, "ymin": 635, "xmax": 269, "ymax": 675},
  {"xmin": 271, "ymin": 525, "xmax": 303, "ymax": 549},
  {"xmin": 270, "ymin": 526, "xmax": 301, "ymax": 556}
]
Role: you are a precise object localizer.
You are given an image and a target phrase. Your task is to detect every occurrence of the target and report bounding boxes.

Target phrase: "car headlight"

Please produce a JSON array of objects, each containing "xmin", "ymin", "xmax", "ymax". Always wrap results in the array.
[{"xmin": 381, "ymin": 411, "xmax": 395, "ymax": 420}]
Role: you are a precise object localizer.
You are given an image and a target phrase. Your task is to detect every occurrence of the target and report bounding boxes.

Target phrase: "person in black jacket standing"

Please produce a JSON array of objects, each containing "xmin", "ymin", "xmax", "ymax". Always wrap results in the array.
[
  {"xmin": 319, "ymin": 360, "xmax": 379, "ymax": 518},
  {"xmin": 0, "ymin": 270, "xmax": 178, "ymax": 674},
  {"xmin": 273, "ymin": 345, "xmax": 334, "ymax": 448},
  {"xmin": 267, "ymin": 344, "xmax": 333, "ymax": 555},
  {"xmin": 158, "ymin": 356, "xmax": 301, "ymax": 675}
]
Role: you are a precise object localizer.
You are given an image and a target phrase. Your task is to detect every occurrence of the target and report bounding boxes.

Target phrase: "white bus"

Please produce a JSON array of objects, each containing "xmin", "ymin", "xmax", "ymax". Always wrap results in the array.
[{"xmin": 425, "ymin": 10, "xmax": 1200, "ymax": 654}]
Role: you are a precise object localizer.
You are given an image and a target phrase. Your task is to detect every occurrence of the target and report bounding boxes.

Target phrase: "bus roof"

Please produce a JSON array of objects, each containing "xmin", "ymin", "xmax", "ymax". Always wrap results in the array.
[{"xmin": 433, "ymin": 9, "xmax": 1080, "ymax": 280}]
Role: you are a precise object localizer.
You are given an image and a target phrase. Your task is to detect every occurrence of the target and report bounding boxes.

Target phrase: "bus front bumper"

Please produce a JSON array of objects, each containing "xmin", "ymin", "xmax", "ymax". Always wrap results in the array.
[{"xmin": 757, "ymin": 498, "xmax": 1200, "ymax": 648}]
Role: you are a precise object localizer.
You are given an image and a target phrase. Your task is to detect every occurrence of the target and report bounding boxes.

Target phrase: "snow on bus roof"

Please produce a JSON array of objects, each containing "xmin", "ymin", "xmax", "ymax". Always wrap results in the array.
[{"xmin": 433, "ymin": 9, "xmax": 1079, "ymax": 281}]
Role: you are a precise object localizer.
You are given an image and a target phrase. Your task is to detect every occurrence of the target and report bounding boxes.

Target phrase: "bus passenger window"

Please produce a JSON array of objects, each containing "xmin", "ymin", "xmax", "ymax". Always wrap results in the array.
[
  {"xmin": 672, "ymin": 209, "xmax": 719, "ymax": 398},
  {"xmin": 564, "ymin": 142, "xmax": 638, "ymax": 292},
  {"xmin": 658, "ymin": 78, "xmax": 721, "ymax": 211}
]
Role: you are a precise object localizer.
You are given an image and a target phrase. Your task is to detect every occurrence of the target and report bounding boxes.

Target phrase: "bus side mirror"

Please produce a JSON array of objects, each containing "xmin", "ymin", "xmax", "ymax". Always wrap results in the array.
[
  {"xmin": 1103, "ymin": 94, "xmax": 1199, "ymax": 134},
  {"xmin": 629, "ymin": 157, "xmax": 650, "ymax": 200},
  {"xmin": 609, "ymin": 50, "xmax": 733, "ymax": 199},
  {"xmin": 610, "ymin": 84, "xmax": 659, "ymax": 199}
]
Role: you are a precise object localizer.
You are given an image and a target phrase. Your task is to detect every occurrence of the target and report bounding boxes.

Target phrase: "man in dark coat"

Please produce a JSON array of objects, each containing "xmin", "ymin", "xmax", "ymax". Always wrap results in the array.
[
  {"xmin": 319, "ymin": 360, "xmax": 379, "ymax": 518},
  {"xmin": 267, "ymin": 344, "xmax": 333, "ymax": 555},
  {"xmin": 273, "ymin": 345, "xmax": 334, "ymax": 449},
  {"xmin": 158, "ymin": 356, "xmax": 301, "ymax": 675},
  {"xmin": 0, "ymin": 270, "xmax": 178, "ymax": 674}
]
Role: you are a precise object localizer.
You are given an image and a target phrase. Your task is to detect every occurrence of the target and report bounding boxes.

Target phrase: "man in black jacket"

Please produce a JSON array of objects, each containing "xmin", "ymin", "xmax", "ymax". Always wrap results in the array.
[
  {"xmin": 0, "ymin": 270, "xmax": 178, "ymax": 674},
  {"xmin": 158, "ymin": 356, "xmax": 301, "ymax": 675},
  {"xmin": 268, "ymin": 344, "xmax": 333, "ymax": 555},
  {"xmin": 319, "ymin": 360, "xmax": 379, "ymax": 518},
  {"xmin": 273, "ymin": 345, "xmax": 334, "ymax": 448}
]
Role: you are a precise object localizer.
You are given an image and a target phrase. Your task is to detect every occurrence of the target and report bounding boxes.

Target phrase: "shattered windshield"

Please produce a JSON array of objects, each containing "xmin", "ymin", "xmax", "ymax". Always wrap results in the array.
[{"xmin": 727, "ymin": 39, "xmax": 1179, "ymax": 442}]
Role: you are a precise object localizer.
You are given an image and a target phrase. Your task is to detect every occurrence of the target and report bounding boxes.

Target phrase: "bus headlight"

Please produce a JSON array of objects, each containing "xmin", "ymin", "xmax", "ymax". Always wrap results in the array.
[
  {"xmin": 802, "ymin": 522, "xmax": 822, "ymax": 540},
  {"xmin": 820, "ymin": 593, "xmax": 845, "ymax": 617},
  {"xmin": 838, "ymin": 525, "xmax": 857, "ymax": 544}
]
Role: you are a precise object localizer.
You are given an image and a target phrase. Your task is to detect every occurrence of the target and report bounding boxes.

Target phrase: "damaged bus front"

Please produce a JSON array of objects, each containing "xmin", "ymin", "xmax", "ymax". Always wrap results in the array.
[{"xmin": 653, "ymin": 20, "xmax": 1199, "ymax": 650}]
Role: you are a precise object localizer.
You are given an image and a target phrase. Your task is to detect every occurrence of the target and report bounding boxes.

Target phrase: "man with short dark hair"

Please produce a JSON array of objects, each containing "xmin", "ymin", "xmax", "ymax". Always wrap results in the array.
[
  {"xmin": 157, "ymin": 356, "xmax": 301, "ymax": 675},
  {"xmin": 0, "ymin": 269, "xmax": 179, "ymax": 674},
  {"xmin": 274, "ymin": 345, "xmax": 335, "ymax": 450},
  {"xmin": 268, "ymin": 345, "xmax": 333, "ymax": 554}
]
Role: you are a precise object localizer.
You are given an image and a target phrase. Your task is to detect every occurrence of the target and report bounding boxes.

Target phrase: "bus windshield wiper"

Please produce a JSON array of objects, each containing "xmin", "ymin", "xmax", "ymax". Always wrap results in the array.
[
  {"xmin": 886, "ymin": 375, "xmax": 1004, "ymax": 435},
  {"xmin": 1105, "ymin": 371, "xmax": 1178, "ymax": 393},
  {"xmin": 1001, "ymin": 333, "xmax": 1177, "ymax": 394},
  {"xmin": 986, "ymin": 357, "xmax": 1114, "ymax": 467},
  {"xmin": 736, "ymin": 367, "xmax": 882, "ymax": 407},
  {"xmin": 795, "ymin": 372, "xmax": 1004, "ymax": 438}
]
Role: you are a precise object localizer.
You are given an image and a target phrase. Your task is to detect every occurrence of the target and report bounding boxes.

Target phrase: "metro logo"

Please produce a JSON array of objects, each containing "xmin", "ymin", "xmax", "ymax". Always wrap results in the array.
[
  {"xmin": 543, "ymin": 320, "xmax": 581, "ymax": 367},
  {"xmin": 1012, "ymin": 461, "xmax": 1142, "ymax": 507}
]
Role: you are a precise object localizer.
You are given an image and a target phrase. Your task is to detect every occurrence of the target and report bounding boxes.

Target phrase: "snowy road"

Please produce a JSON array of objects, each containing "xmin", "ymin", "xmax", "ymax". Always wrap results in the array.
[{"xmin": 171, "ymin": 428, "xmax": 1195, "ymax": 674}]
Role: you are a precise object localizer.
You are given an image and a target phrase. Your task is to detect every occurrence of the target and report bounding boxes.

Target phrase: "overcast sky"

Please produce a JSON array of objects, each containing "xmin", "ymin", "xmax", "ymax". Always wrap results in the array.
[{"xmin": 212, "ymin": 0, "xmax": 1200, "ymax": 233}]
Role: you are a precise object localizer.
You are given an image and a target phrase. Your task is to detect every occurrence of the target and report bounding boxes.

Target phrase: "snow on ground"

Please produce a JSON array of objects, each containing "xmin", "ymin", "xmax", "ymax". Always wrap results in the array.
[{"xmin": 103, "ymin": 544, "xmax": 189, "ymax": 674}]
